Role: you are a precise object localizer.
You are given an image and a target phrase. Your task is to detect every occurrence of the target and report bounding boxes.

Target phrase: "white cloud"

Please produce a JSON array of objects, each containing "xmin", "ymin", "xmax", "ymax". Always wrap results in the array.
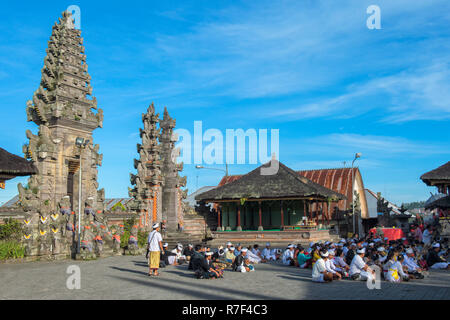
[
  {"xmin": 282, "ymin": 133, "xmax": 450, "ymax": 160},
  {"xmin": 266, "ymin": 61, "xmax": 450, "ymax": 122},
  {"xmin": 141, "ymin": 0, "xmax": 450, "ymax": 121}
]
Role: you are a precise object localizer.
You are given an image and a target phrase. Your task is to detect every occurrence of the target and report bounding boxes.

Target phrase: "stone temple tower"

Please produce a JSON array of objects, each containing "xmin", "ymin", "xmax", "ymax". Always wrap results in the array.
[
  {"xmin": 18, "ymin": 11, "xmax": 106, "ymax": 258},
  {"xmin": 129, "ymin": 105, "xmax": 187, "ymax": 231}
]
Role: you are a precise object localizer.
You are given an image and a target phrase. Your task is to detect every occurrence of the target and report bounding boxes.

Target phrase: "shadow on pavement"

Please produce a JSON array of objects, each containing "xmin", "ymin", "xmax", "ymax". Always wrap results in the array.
[
  {"xmin": 109, "ymin": 266, "xmax": 280, "ymax": 299},
  {"xmin": 109, "ymin": 275, "xmax": 237, "ymax": 300},
  {"xmin": 110, "ymin": 266, "xmax": 148, "ymax": 276}
]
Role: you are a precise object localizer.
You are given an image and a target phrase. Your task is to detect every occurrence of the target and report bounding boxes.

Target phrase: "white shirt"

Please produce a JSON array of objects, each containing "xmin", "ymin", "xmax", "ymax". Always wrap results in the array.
[
  {"xmin": 147, "ymin": 230, "xmax": 162, "ymax": 251},
  {"xmin": 378, "ymin": 254, "xmax": 387, "ymax": 264},
  {"xmin": 384, "ymin": 260, "xmax": 407, "ymax": 282},
  {"xmin": 171, "ymin": 248, "xmax": 185, "ymax": 259},
  {"xmin": 395, "ymin": 261, "xmax": 407, "ymax": 277},
  {"xmin": 282, "ymin": 249, "xmax": 294, "ymax": 265},
  {"xmin": 247, "ymin": 250, "xmax": 261, "ymax": 263},
  {"xmin": 312, "ymin": 258, "xmax": 326, "ymax": 281},
  {"xmin": 403, "ymin": 254, "xmax": 419, "ymax": 272},
  {"xmin": 343, "ymin": 246, "xmax": 349, "ymax": 256},
  {"xmin": 261, "ymin": 247, "xmax": 275, "ymax": 259},
  {"xmin": 333, "ymin": 256, "xmax": 348, "ymax": 268},
  {"xmin": 422, "ymin": 229, "xmax": 432, "ymax": 244},
  {"xmin": 325, "ymin": 259, "xmax": 337, "ymax": 274},
  {"xmin": 349, "ymin": 254, "xmax": 366, "ymax": 276}
]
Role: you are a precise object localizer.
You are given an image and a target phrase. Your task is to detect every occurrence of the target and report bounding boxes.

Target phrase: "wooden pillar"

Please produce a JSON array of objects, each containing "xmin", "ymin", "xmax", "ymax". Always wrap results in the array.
[
  {"xmin": 280, "ymin": 200, "xmax": 284, "ymax": 229},
  {"xmin": 326, "ymin": 202, "xmax": 330, "ymax": 222},
  {"xmin": 226, "ymin": 204, "xmax": 231, "ymax": 231},
  {"xmin": 315, "ymin": 200, "xmax": 319, "ymax": 224},
  {"xmin": 308, "ymin": 201, "xmax": 312, "ymax": 220},
  {"xmin": 322, "ymin": 202, "xmax": 325, "ymax": 225},
  {"xmin": 258, "ymin": 201, "xmax": 263, "ymax": 231},
  {"xmin": 303, "ymin": 200, "xmax": 306, "ymax": 220},
  {"xmin": 236, "ymin": 203, "xmax": 242, "ymax": 231},
  {"xmin": 217, "ymin": 206, "xmax": 223, "ymax": 231}
]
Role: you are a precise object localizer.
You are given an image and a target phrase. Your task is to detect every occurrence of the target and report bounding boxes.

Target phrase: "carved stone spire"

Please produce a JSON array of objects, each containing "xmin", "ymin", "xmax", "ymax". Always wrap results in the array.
[
  {"xmin": 160, "ymin": 107, "xmax": 187, "ymax": 231},
  {"xmin": 25, "ymin": 11, "xmax": 102, "ymax": 130},
  {"xmin": 129, "ymin": 103, "xmax": 163, "ymax": 227}
]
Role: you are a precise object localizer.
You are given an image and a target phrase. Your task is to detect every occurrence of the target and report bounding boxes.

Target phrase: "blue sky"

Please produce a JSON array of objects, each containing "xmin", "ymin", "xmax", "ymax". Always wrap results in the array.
[{"xmin": 0, "ymin": 0, "xmax": 449, "ymax": 206}]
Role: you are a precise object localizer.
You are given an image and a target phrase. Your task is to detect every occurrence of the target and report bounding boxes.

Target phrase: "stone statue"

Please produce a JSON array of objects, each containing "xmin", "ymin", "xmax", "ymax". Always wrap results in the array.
[
  {"xmin": 127, "ymin": 225, "xmax": 140, "ymax": 255},
  {"xmin": 112, "ymin": 224, "xmax": 124, "ymax": 254},
  {"xmin": 90, "ymin": 144, "xmax": 103, "ymax": 166},
  {"xmin": 50, "ymin": 224, "xmax": 62, "ymax": 255},
  {"xmin": 38, "ymin": 125, "xmax": 56, "ymax": 155},
  {"xmin": 84, "ymin": 197, "xmax": 96, "ymax": 222},
  {"xmin": 17, "ymin": 176, "xmax": 41, "ymax": 212},
  {"xmin": 59, "ymin": 195, "xmax": 72, "ymax": 216},
  {"xmin": 93, "ymin": 224, "xmax": 104, "ymax": 257},
  {"xmin": 38, "ymin": 218, "xmax": 51, "ymax": 257},
  {"xmin": 80, "ymin": 225, "xmax": 96, "ymax": 260},
  {"xmin": 96, "ymin": 108, "xmax": 103, "ymax": 128}
]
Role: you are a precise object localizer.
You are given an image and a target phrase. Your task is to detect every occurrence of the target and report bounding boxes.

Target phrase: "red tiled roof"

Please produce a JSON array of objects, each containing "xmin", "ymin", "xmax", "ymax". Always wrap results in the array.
[
  {"xmin": 217, "ymin": 175, "xmax": 242, "ymax": 187},
  {"xmin": 297, "ymin": 168, "xmax": 358, "ymax": 210}
]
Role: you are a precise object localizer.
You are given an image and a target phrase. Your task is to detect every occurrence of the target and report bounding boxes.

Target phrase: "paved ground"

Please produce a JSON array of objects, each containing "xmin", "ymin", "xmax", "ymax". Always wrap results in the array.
[{"xmin": 0, "ymin": 255, "xmax": 449, "ymax": 300}]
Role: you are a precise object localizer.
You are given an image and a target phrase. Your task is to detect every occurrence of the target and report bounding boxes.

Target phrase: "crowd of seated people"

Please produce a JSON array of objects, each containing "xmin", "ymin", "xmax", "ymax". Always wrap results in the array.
[
  {"xmin": 154, "ymin": 225, "xmax": 448, "ymax": 282},
  {"xmin": 274, "ymin": 228, "xmax": 449, "ymax": 283}
]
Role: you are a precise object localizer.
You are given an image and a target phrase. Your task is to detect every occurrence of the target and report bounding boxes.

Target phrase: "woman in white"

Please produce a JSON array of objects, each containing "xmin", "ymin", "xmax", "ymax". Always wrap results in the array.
[{"xmin": 383, "ymin": 250, "xmax": 407, "ymax": 282}]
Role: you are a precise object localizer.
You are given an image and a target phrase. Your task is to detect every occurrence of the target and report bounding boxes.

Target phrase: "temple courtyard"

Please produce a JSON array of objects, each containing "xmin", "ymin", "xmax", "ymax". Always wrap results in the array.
[{"xmin": 0, "ymin": 255, "xmax": 449, "ymax": 300}]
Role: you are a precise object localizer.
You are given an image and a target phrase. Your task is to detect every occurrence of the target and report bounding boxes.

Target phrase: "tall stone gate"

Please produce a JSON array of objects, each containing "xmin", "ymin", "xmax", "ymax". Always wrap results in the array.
[
  {"xmin": 17, "ymin": 12, "xmax": 119, "ymax": 259},
  {"xmin": 128, "ymin": 104, "xmax": 187, "ymax": 231}
]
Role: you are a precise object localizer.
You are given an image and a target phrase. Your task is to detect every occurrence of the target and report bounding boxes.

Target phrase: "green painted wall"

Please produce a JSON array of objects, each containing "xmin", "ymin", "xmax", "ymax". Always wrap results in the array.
[
  {"xmin": 219, "ymin": 200, "xmax": 308, "ymax": 230},
  {"xmin": 229, "ymin": 205, "xmax": 236, "ymax": 229}
]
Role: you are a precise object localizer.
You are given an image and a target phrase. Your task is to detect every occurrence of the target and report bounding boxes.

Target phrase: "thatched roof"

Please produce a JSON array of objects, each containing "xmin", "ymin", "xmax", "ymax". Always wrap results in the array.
[
  {"xmin": 195, "ymin": 160, "xmax": 346, "ymax": 202},
  {"xmin": 421, "ymin": 161, "xmax": 450, "ymax": 185},
  {"xmin": 425, "ymin": 195, "xmax": 450, "ymax": 210},
  {"xmin": 0, "ymin": 147, "xmax": 37, "ymax": 180}
]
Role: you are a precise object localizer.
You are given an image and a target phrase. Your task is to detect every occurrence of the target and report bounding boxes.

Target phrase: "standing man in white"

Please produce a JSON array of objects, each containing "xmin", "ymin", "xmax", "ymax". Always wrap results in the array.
[{"xmin": 147, "ymin": 223, "xmax": 164, "ymax": 276}]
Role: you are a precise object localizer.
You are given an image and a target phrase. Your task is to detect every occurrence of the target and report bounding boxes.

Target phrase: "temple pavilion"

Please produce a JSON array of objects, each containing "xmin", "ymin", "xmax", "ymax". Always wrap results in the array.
[
  {"xmin": 421, "ymin": 161, "xmax": 450, "ymax": 215},
  {"xmin": 0, "ymin": 148, "xmax": 36, "ymax": 190},
  {"xmin": 421, "ymin": 161, "xmax": 450, "ymax": 195},
  {"xmin": 195, "ymin": 160, "xmax": 346, "ymax": 232}
]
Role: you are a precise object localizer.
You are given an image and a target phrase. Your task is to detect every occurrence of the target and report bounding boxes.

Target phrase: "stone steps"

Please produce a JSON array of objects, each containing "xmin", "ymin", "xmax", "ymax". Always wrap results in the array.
[
  {"xmin": 205, "ymin": 229, "xmax": 339, "ymax": 248},
  {"xmin": 164, "ymin": 233, "xmax": 205, "ymax": 248}
]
